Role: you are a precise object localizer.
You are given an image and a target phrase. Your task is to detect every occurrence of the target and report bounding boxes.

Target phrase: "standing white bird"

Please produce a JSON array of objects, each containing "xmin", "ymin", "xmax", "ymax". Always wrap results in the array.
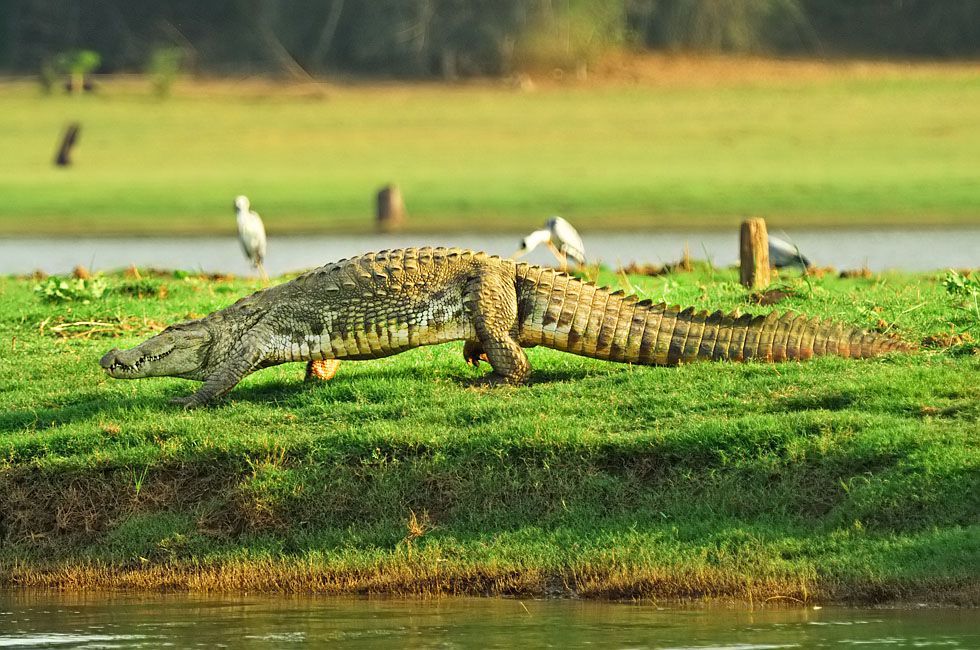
[
  {"xmin": 234, "ymin": 195, "xmax": 268, "ymax": 281},
  {"xmin": 768, "ymin": 234, "xmax": 810, "ymax": 269},
  {"xmin": 514, "ymin": 216, "xmax": 587, "ymax": 271}
]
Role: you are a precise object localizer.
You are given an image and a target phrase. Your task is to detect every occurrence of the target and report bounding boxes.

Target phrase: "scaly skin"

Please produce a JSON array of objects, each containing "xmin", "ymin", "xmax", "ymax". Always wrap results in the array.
[{"xmin": 100, "ymin": 247, "xmax": 914, "ymax": 408}]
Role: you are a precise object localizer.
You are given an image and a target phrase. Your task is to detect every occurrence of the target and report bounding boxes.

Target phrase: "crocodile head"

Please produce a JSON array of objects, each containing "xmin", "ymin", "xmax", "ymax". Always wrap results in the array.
[{"xmin": 101, "ymin": 320, "xmax": 214, "ymax": 381}]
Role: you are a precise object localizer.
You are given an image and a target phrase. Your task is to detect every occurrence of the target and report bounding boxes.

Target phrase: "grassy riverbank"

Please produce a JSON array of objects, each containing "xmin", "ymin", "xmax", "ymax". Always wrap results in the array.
[
  {"xmin": 1, "ymin": 263, "xmax": 977, "ymax": 603},
  {"xmin": 1, "ymin": 56, "xmax": 978, "ymax": 235}
]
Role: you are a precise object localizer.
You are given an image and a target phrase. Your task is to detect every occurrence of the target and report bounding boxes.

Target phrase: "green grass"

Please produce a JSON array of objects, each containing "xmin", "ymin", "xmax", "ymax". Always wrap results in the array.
[
  {"xmin": 1, "ymin": 264, "xmax": 977, "ymax": 602},
  {"xmin": 0, "ymin": 62, "xmax": 978, "ymax": 235}
]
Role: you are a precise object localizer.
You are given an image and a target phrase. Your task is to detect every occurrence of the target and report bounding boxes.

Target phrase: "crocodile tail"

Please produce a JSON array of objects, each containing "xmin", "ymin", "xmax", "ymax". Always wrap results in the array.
[{"xmin": 519, "ymin": 270, "xmax": 913, "ymax": 365}]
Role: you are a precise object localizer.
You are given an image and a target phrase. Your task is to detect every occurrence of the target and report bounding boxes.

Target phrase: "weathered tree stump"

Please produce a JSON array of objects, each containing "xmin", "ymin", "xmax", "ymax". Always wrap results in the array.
[
  {"xmin": 55, "ymin": 122, "xmax": 81, "ymax": 167},
  {"xmin": 740, "ymin": 218, "xmax": 771, "ymax": 290},
  {"xmin": 376, "ymin": 184, "xmax": 405, "ymax": 232}
]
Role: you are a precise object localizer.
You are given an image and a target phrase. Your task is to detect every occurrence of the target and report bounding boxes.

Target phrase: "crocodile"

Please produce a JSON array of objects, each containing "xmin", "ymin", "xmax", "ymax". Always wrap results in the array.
[{"xmin": 100, "ymin": 247, "xmax": 913, "ymax": 408}]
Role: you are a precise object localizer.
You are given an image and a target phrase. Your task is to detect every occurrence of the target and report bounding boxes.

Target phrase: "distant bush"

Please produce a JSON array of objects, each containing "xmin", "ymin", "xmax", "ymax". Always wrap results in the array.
[
  {"xmin": 513, "ymin": 0, "xmax": 625, "ymax": 74},
  {"xmin": 59, "ymin": 50, "xmax": 101, "ymax": 93},
  {"xmin": 148, "ymin": 47, "xmax": 183, "ymax": 98},
  {"xmin": 941, "ymin": 270, "xmax": 980, "ymax": 324},
  {"xmin": 38, "ymin": 59, "xmax": 59, "ymax": 94},
  {"xmin": 34, "ymin": 275, "xmax": 108, "ymax": 303},
  {"xmin": 39, "ymin": 50, "xmax": 101, "ymax": 94},
  {"xmin": 629, "ymin": 0, "xmax": 811, "ymax": 53}
]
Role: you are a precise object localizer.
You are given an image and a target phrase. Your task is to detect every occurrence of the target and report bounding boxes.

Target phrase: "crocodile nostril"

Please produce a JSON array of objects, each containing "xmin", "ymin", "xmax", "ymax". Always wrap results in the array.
[{"xmin": 100, "ymin": 349, "xmax": 120, "ymax": 369}]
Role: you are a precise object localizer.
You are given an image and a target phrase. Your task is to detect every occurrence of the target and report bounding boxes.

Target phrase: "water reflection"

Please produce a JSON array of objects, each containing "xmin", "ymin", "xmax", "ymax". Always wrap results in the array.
[{"xmin": 1, "ymin": 592, "xmax": 977, "ymax": 649}]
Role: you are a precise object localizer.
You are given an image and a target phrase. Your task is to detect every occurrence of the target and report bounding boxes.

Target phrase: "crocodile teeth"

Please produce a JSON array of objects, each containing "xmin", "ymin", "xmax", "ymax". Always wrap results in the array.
[{"xmin": 110, "ymin": 350, "xmax": 169, "ymax": 372}]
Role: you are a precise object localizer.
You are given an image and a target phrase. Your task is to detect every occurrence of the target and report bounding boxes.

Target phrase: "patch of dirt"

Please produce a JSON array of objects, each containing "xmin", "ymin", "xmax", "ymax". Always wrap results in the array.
[
  {"xmin": 805, "ymin": 266, "xmax": 837, "ymax": 279},
  {"xmin": 37, "ymin": 315, "xmax": 166, "ymax": 340},
  {"xmin": 840, "ymin": 267, "xmax": 874, "ymax": 279},
  {"xmin": 525, "ymin": 53, "xmax": 980, "ymax": 89},
  {"xmin": 618, "ymin": 248, "xmax": 694, "ymax": 277},
  {"xmin": 748, "ymin": 287, "xmax": 798, "ymax": 306},
  {"xmin": 921, "ymin": 331, "xmax": 974, "ymax": 348}
]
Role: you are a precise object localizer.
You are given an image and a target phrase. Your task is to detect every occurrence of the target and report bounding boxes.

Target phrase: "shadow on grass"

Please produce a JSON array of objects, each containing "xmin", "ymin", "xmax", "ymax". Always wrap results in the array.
[
  {"xmin": 229, "ymin": 368, "xmax": 605, "ymax": 407},
  {"xmin": 771, "ymin": 391, "xmax": 856, "ymax": 412},
  {"xmin": 527, "ymin": 367, "xmax": 616, "ymax": 384},
  {"xmin": 226, "ymin": 379, "xmax": 319, "ymax": 406},
  {"xmin": 0, "ymin": 391, "xmax": 161, "ymax": 434}
]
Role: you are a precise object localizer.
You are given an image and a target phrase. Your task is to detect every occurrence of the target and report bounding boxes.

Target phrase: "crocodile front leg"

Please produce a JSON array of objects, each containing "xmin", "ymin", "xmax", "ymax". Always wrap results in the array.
[
  {"xmin": 169, "ymin": 357, "xmax": 253, "ymax": 409},
  {"xmin": 464, "ymin": 270, "xmax": 531, "ymax": 385},
  {"xmin": 170, "ymin": 333, "xmax": 268, "ymax": 409}
]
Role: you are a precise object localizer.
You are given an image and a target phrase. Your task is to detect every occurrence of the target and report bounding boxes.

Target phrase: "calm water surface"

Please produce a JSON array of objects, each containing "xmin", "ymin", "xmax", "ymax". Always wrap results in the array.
[
  {"xmin": 0, "ymin": 592, "xmax": 977, "ymax": 649},
  {"xmin": 2, "ymin": 228, "xmax": 979, "ymax": 276}
]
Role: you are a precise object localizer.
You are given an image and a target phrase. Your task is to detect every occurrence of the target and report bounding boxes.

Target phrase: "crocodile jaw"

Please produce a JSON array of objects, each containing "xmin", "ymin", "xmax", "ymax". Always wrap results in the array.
[
  {"xmin": 101, "ymin": 343, "xmax": 174, "ymax": 377},
  {"xmin": 101, "ymin": 325, "xmax": 213, "ymax": 380}
]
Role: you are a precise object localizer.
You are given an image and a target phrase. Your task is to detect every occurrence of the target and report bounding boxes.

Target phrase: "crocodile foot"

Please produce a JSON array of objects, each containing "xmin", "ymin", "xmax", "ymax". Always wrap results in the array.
[
  {"xmin": 306, "ymin": 359, "xmax": 341, "ymax": 382},
  {"xmin": 169, "ymin": 394, "xmax": 206, "ymax": 410}
]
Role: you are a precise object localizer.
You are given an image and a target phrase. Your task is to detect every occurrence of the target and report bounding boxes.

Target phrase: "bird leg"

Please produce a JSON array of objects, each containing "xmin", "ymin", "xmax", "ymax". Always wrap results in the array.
[{"xmin": 546, "ymin": 242, "xmax": 568, "ymax": 272}]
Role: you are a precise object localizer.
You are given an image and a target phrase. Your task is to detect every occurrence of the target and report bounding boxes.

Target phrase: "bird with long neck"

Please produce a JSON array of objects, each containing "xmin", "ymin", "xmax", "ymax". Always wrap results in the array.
[
  {"xmin": 234, "ymin": 195, "xmax": 268, "ymax": 282},
  {"xmin": 514, "ymin": 216, "xmax": 587, "ymax": 271}
]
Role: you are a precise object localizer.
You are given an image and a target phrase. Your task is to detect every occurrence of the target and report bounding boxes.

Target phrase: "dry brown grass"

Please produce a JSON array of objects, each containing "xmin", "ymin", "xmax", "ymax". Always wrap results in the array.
[
  {"xmin": 0, "ymin": 465, "xmax": 244, "ymax": 547},
  {"xmin": 4, "ymin": 559, "xmax": 977, "ymax": 605},
  {"xmin": 37, "ymin": 315, "xmax": 166, "ymax": 340},
  {"xmin": 583, "ymin": 52, "xmax": 980, "ymax": 88},
  {"xmin": 6, "ymin": 52, "xmax": 970, "ymax": 100}
]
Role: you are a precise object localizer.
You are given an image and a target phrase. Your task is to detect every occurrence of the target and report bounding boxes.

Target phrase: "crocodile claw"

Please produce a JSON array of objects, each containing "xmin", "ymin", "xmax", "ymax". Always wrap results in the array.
[
  {"xmin": 169, "ymin": 395, "xmax": 203, "ymax": 410},
  {"xmin": 462, "ymin": 341, "xmax": 490, "ymax": 368}
]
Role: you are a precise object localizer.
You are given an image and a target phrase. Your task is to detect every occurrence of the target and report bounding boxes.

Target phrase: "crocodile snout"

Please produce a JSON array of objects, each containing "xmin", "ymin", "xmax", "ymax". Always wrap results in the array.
[{"xmin": 100, "ymin": 349, "xmax": 120, "ymax": 369}]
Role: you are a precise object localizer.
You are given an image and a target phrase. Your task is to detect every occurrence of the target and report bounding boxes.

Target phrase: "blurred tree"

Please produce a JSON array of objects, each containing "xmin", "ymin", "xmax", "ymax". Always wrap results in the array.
[
  {"xmin": 0, "ymin": 2, "xmax": 12, "ymax": 68},
  {"xmin": 307, "ymin": 0, "xmax": 344, "ymax": 71},
  {"xmin": 800, "ymin": 0, "xmax": 980, "ymax": 58},
  {"xmin": 330, "ymin": 0, "xmax": 527, "ymax": 77},
  {"xmin": 627, "ymin": 0, "xmax": 814, "ymax": 53},
  {"xmin": 148, "ymin": 46, "xmax": 183, "ymax": 98},
  {"xmin": 240, "ymin": 0, "xmax": 313, "ymax": 79},
  {"xmin": 514, "ymin": 0, "xmax": 627, "ymax": 73},
  {"xmin": 0, "ymin": 0, "xmax": 976, "ymax": 77}
]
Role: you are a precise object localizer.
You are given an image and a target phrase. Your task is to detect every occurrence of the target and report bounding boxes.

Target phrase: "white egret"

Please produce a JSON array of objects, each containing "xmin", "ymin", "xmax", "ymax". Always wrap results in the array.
[
  {"xmin": 514, "ymin": 216, "xmax": 586, "ymax": 270},
  {"xmin": 234, "ymin": 195, "xmax": 268, "ymax": 281},
  {"xmin": 768, "ymin": 234, "xmax": 810, "ymax": 269}
]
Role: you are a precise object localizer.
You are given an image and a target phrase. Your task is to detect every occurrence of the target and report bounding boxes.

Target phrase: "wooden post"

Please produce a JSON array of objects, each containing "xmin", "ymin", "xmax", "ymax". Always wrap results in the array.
[
  {"xmin": 376, "ymin": 184, "xmax": 405, "ymax": 232},
  {"xmin": 740, "ymin": 218, "xmax": 771, "ymax": 290},
  {"xmin": 54, "ymin": 122, "xmax": 81, "ymax": 167}
]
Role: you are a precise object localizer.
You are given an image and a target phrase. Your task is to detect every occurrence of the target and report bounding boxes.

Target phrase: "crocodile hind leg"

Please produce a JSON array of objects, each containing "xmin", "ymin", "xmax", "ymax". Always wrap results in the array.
[
  {"xmin": 306, "ymin": 359, "xmax": 341, "ymax": 382},
  {"xmin": 463, "ymin": 339, "xmax": 537, "ymax": 367},
  {"xmin": 464, "ymin": 271, "xmax": 531, "ymax": 385}
]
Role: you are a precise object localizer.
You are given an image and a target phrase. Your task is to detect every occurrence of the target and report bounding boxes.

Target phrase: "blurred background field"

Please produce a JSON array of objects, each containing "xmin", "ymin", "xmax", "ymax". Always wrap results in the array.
[
  {"xmin": 1, "ymin": 0, "xmax": 978, "ymax": 239},
  {"xmin": 1, "ymin": 58, "xmax": 978, "ymax": 236}
]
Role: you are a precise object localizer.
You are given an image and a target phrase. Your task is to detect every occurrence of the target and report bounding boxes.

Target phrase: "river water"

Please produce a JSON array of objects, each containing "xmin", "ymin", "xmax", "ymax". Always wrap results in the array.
[
  {"xmin": 2, "ymin": 228, "xmax": 978, "ymax": 277},
  {"xmin": 1, "ymin": 592, "xmax": 977, "ymax": 649}
]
